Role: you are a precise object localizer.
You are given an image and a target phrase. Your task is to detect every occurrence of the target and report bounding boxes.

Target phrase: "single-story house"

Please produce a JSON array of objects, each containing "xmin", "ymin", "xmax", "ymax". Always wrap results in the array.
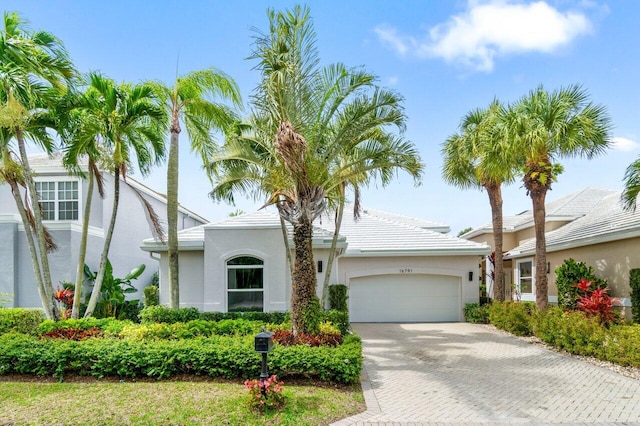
[
  {"xmin": 463, "ymin": 187, "xmax": 639, "ymax": 316},
  {"xmin": 0, "ymin": 154, "xmax": 207, "ymax": 308},
  {"xmin": 142, "ymin": 206, "xmax": 490, "ymax": 322}
]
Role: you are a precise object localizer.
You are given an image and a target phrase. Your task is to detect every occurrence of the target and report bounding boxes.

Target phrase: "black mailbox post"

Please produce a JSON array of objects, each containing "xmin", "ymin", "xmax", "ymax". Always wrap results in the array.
[{"xmin": 254, "ymin": 329, "xmax": 274, "ymax": 389}]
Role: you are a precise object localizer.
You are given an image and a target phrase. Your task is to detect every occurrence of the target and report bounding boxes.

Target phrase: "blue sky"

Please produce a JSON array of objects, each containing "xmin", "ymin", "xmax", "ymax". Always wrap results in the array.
[{"xmin": 7, "ymin": 0, "xmax": 639, "ymax": 234}]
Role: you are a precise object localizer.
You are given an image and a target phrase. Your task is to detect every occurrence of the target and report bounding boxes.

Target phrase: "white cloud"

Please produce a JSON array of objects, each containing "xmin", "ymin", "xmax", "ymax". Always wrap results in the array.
[
  {"xmin": 375, "ymin": 0, "xmax": 592, "ymax": 72},
  {"xmin": 611, "ymin": 137, "xmax": 640, "ymax": 152},
  {"xmin": 387, "ymin": 76, "xmax": 399, "ymax": 85}
]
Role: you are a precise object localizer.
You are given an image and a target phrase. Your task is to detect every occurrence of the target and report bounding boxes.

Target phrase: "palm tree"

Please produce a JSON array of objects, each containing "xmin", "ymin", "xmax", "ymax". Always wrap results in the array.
[
  {"xmin": 442, "ymin": 100, "xmax": 516, "ymax": 302},
  {"xmin": 79, "ymin": 73, "xmax": 166, "ymax": 318},
  {"xmin": 209, "ymin": 6, "xmax": 423, "ymax": 333},
  {"xmin": 152, "ymin": 69, "xmax": 241, "ymax": 309},
  {"xmin": 0, "ymin": 11, "xmax": 75, "ymax": 319},
  {"xmin": 508, "ymin": 85, "xmax": 611, "ymax": 309},
  {"xmin": 622, "ymin": 159, "xmax": 640, "ymax": 211}
]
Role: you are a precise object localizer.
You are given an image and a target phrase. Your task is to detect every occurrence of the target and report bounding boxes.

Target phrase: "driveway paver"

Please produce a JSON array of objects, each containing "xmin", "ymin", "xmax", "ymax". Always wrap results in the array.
[{"xmin": 332, "ymin": 322, "xmax": 640, "ymax": 425}]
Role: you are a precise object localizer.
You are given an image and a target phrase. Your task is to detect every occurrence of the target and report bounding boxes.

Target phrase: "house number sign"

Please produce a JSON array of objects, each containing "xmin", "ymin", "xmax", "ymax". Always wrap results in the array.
[{"xmin": 399, "ymin": 268, "xmax": 413, "ymax": 273}]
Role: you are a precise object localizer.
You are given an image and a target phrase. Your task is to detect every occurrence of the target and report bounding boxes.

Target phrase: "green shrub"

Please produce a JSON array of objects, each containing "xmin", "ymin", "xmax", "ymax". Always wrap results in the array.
[
  {"xmin": 321, "ymin": 310, "xmax": 350, "ymax": 335},
  {"xmin": 464, "ymin": 303, "xmax": 490, "ymax": 324},
  {"xmin": 630, "ymin": 268, "xmax": 640, "ymax": 323},
  {"xmin": 0, "ymin": 332, "xmax": 362, "ymax": 383},
  {"xmin": 0, "ymin": 308, "xmax": 45, "ymax": 335},
  {"xmin": 199, "ymin": 311, "xmax": 289, "ymax": 324},
  {"xmin": 555, "ymin": 258, "xmax": 607, "ymax": 311},
  {"xmin": 37, "ymin": 318, "xmax": 132, "ymax": 336},
  {"xmin": 143, "ymin": 285, "xmax": 159, "ymax": 308},
  {"xmin": 300, "ymin": 297, "xmax": 322, "ymax": 335},
  {"xmin": 328, "ymin": 285, "xmax": 348, "ymax": 312},
  {"xmin": 532, "ymin": 307, "xmax": 606, "ymax": 356},
  {"xmin": 489, "ymin": 301, "xmax": 535, "ymax": 336},
  {"xmin": 139, "ymin": 306, "xmax": 200, "ymax": 324},
  {"xmin": 602, "ymin": 325, "xmax": 640, "ymax": 367}
]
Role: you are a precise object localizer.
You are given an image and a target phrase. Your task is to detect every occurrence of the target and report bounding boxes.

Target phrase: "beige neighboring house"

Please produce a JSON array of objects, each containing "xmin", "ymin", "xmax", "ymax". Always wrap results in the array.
[
  {"xmin": 463, "ymin": 187, "xmax": 640, "ymax": 317},
  {"xmin": 142, "ymin": 206, "xmax": 490, "ymax": 322}
]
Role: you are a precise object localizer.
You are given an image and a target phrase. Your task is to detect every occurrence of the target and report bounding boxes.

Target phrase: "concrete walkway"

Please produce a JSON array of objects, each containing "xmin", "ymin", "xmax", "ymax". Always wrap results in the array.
[{"xmin": 332, "ymin": 323, "xmax": 640, "ymax": 425}]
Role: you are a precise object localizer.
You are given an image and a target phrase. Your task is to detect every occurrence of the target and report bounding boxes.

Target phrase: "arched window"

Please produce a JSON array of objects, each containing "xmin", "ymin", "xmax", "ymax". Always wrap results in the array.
[{"xmin": 227, "ymin": 256, "xmax": 264, "ymax": 312}]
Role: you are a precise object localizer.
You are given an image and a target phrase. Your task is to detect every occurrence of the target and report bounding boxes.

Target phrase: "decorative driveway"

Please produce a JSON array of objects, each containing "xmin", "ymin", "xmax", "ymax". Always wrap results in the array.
[{"xmin": 332, "ymin": 322, "xmax": 640, "ymax": 425}]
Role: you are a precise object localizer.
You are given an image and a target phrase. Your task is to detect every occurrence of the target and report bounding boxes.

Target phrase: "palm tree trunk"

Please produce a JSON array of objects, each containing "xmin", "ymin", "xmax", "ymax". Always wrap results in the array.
[
  {"xmin": 321, "ymin": 195, "xmax": 344, "ymax": 309},
  {"xmin": 531, "ymin": 189, "xmax": 548, "ymax": 309},
  {"xmin": 290, "ymin": 212, "xmax": 318, "ymax": 335},
  {"xmin": 486, "ymin": 183, "xmax": 505, "ymax": 302},
  {"xmin": 167, "ymin": 115, "xmax": 180, "ymax": 309},
  {"xmin": 2, "ymin": 150, "xmax": 54, "ymax": 319},
  {"xmin": 279, "ymin": 214, "xmax": 294, "ymax": 277},
  {"xmin": 84, "ymin": 167, "xmax": 121, "ymax": 318},
  {"xmin": 15, "ymin": 128, "xmax": 57, "ymax": 319},
  {"xmin": 71, "ymin": 163, "xmax": 95, "ymax": 319}
]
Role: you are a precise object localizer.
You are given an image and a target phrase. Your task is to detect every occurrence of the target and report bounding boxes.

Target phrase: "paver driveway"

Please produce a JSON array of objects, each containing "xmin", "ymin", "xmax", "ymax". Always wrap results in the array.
[{"xmin": 332, "ymin": 322, "xmax": 640, "ymax": 425}]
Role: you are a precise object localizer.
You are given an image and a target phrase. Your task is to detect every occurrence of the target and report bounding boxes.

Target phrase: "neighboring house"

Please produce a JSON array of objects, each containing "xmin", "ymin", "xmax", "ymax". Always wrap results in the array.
[
  {"xmin": 463, "ymin": 187, "xmax": 639, "ymax": 317},
  {"xmin": 0, "ymin": 154, "xmax": 208, "ymax": 308},
  {"xmin": 142, "ymin": 206, "xmax": 490, "ymax": 322}
]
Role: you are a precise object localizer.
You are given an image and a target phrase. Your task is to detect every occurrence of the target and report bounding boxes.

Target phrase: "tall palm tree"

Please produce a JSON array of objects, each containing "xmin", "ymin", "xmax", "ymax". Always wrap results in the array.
[
  {"xmin": 152, "ymin": 69, "xmax": 241, "ymax": 309},
  {"xmin": 622, "ymin": 159, "xmax": 640, "ymax": 211},
  {"xmin": 209, "ymin": 6, "xmax": 423, "ymax": 333},
  {"xmin": 0, "ymin": 11, "xmax": 75, "ymax": 319},
  {"xmin": 442, "ymin": 100, "xmax": 516, "ymax": 302},
  {"xmin": 508, "ymin": 85, "xmax": 611, "ymax": 309},
  {"xmin": 79, "ymin": 73, "xmax": 166, "ymax": 318}
]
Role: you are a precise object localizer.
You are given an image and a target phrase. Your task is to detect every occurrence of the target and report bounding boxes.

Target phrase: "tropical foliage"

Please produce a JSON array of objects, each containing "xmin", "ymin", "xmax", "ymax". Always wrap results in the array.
[{"xmin": 208, "ymin": 6, "xmax": 422, "ymax": 333}]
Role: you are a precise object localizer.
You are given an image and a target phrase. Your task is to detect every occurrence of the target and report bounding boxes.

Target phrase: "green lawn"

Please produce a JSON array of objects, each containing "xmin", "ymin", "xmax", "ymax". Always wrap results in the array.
[{"xmin": 0, "ymin": 377, "xmax": 364, "ymax": 425}]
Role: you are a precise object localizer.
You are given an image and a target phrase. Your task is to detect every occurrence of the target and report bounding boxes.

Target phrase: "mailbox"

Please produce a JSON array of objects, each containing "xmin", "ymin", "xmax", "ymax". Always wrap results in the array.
[{"xmin": 254, "ymin": 329, "xmax": 273, "ymax": 353}]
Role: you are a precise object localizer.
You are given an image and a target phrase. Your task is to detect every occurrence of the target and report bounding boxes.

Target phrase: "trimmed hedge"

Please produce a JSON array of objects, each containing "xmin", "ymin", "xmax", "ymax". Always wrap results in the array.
[
  {"xmin": 0, "ymin": 333, "xmax": 362, "ymax": 383},
  {"xmin": 488, "ymin": 301, "xmax": 535, "ymax": 336},
  {"xmin": 464, "ymin": 303, "xmax": 490, "ymax": 324},
  {"xmin": 139, "ymin": 306, "xmax": 289, "ymax": 325},
  {"xmin": 0, "ymin": 309, "xmax": 45, "ymax": 335},
  {"xmin": 38, "ymin": 318, "xmax": 132, "ymax": 336}
]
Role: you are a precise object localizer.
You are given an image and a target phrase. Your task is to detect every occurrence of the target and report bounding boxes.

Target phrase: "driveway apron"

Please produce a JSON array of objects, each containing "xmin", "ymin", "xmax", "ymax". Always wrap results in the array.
[{"xmin": 332, "ymin": 322, "xmax": 640, "ymax": 425}]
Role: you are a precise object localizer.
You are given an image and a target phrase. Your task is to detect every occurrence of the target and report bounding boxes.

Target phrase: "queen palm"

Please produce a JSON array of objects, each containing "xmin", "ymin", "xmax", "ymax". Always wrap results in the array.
[
  {"xmin": 79, "ymin": 73, "xmax": 166, "ymax": 318},
  {"xmin": 152, "ymin": 69, "xmax": 241, "ymax": 309},
  {"xmin": 622, "ymin": 159, "xmax": 640, "ymax": 211},
  {"xmin": 509, "ymin": 85, "xmax": 611, "ymax": 309},
  {"xmin": 442, "ymin": 100, "xmax": 516, "ymax": 302},
  {"xmin": 209, "ymin": 6, "xmax": 423, "ymax": 333},
  {"xmin": 0, "ymin": 11, "xmax": 74, "ymax": 319}
]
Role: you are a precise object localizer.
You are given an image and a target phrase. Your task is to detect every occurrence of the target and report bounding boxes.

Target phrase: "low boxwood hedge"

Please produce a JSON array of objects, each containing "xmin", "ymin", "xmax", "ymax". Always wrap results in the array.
[
  {"xmin": 0, "ymin": 333, "xmax": 362, "ymax": 384},
  {"xmin": 0, "ymin": 308, "xmax": 45, "ymax": 335},
  {"xmin": 139, "ymin": 306, "xmax": 289, "ymax": 325}
]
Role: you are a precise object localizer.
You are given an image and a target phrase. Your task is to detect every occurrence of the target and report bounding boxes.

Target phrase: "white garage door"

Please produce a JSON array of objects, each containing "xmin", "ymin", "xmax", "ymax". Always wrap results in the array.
[{"xmin": 349, "ymin": 274, "xmax": 461, "ymax": 322}]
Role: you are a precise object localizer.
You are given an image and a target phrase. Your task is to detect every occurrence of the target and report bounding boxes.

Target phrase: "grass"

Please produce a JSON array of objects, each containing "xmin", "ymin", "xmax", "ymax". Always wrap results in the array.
[{"xmin": 0, "ymin": 377, "xmax": 365, "ymax": 425}]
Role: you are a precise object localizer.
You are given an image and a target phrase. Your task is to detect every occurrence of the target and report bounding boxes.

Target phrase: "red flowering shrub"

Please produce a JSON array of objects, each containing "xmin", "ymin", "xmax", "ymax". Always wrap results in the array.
[
  {"xmin": 573, "ymin": 280, "xmax": 620, "ymax": 325},
  {"xmin": 53, "ymin": 287, "xmax": 74, "ymax": 319},
  {"xmin": 244, "ymin": 375, "xmax": 286, "ymax": 411},
  {"xmin": 41, "ymin": 327, "xmax": 104, "ymax": 341},
  {"xmin": 272, "ymin": 330, "xmax": 343, "ymax": 347}
]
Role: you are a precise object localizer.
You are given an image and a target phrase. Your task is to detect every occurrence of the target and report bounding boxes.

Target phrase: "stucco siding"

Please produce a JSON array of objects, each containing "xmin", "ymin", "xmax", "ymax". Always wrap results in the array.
[
  {"xmin": 178, "ymin": 251, "xmax": 205, "ymax": 309},
  {"xmin": 203, "ymin": 227, "xmax": 289, "ymax": 312},
  {"xmin": 0, "ymin": 222, "xmax": 18, "ymax": 306}
]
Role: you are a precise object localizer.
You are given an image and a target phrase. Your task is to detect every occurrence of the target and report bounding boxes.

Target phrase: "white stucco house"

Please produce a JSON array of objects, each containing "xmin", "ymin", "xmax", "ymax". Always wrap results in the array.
[
  {"xmin": 0, "ymin": 154, "xmax": 208, "ymax": 308},
  {"xmin": 142, "ymin": 207, "xmax": 491, "ymax": 322}
]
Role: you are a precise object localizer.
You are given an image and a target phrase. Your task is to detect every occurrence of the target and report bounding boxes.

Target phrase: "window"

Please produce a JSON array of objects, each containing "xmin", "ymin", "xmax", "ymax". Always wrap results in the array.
[
  {"xmin": 34, "ymin": 180, "xmax": 79, "ymax": 221},
  {"xmin": 516, "ymin": 259, "xmax": 534, "ymax": 300},
  {"xmin": 227, "ymin": 256, "xmax": 264, "ymax": 312}
]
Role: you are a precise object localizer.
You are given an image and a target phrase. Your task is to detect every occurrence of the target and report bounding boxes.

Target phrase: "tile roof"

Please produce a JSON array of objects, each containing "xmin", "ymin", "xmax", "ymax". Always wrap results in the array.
[
  {"xmin": 463, "ymin": 187, "xmax": 618, "ymax": 237},
  {"xmin": 143, "ymin": 205, "xmax": 489, "ymax": 255},
  {"xmin": 506, "ymin": 191, "xmax": 640, "ymax": 258}
]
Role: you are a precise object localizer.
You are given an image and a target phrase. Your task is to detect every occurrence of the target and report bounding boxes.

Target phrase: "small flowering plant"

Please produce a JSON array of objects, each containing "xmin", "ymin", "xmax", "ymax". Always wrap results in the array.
[
  {"xmin": 244, "ymin": 374, "xmax": 286, "ymax": 412},
  {"xmin": 53, "ymin": 287, "xmax": 74, "ymax": 319},
  {"xmin": 573, "ymin": 279, "xmax": 620, "ymax": 325}
]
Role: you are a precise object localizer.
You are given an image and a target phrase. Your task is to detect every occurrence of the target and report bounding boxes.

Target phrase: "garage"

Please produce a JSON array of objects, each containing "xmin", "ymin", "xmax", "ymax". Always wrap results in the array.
[{"xmin": 349, "ymin": 274, "xmax": 462, "ymax": 322}]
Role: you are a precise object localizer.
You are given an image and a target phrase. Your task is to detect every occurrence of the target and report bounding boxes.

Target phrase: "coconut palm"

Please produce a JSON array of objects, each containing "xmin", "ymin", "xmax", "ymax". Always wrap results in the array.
[
  {"xmin": 209, "ymin": 6, "xmax": 423, "ymax": 333},
  {"xmin": 151, "ymin": 69, "xmax": 241, "ymax": 309},
  {"xmin": 0, "ymin": 11, "xmax": 75, "ymax": 319},
  {"xmin": 508, "ymin": 85, "xmax": 611, "ymax": 309},
  {"xmin": 78, "ymin": 73, "xmax": 166, "ymax": 318},
  {"xmin": 442, "ymin": 100, "xmax": 516, "ymax": 302}
]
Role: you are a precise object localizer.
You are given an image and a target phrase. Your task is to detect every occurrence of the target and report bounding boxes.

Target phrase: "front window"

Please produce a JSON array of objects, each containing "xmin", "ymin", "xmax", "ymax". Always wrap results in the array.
[
  {"xmin": 227, "ymin": 256, "xmax": 264, "ymax": 312},
  {"xmin": 516, "ymin": 259, "xmax": 534, "ymax": 299},
  {"xmin": 34, "ymin": 181, "xmax": 79, "ymax": 221}
]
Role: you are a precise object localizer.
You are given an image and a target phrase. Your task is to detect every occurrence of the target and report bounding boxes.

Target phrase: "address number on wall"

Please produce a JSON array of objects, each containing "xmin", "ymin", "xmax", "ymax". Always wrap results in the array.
[{"xmin": 399, "ymin": 268, "xmax": 413, "ymax": 273}]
